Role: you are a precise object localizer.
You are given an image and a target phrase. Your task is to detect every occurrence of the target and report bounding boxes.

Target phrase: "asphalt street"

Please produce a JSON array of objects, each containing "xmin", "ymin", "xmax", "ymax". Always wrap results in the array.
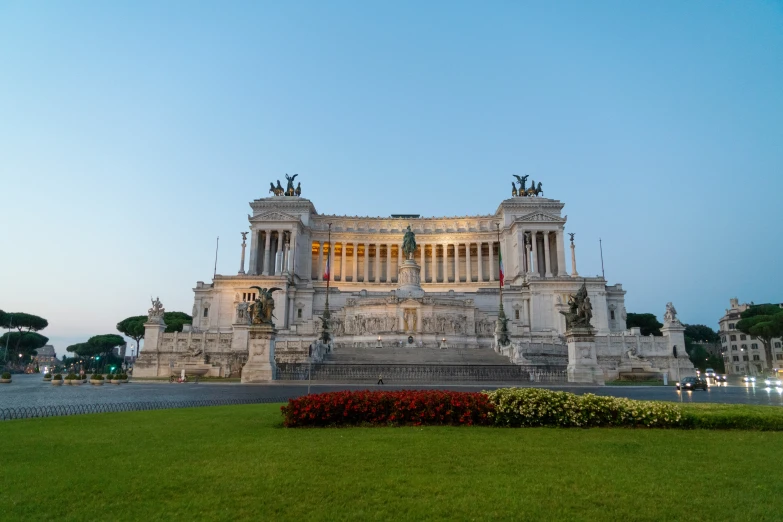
[{"xmin": 2, "ymin": 373, "xmax": 783, "ymax": 409}]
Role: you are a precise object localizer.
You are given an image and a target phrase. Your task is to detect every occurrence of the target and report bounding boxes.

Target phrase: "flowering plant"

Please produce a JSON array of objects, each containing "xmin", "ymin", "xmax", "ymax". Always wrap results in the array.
[{"xmin": 282, "ymin": 390, "xmax": 494, "ymax": 427}]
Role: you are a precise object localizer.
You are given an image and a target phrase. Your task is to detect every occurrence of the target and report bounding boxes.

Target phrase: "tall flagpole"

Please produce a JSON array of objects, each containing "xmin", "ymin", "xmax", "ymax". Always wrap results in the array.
[{"xmin": 213, "ymin": 236, "xmax": 219, "ymax": 279}]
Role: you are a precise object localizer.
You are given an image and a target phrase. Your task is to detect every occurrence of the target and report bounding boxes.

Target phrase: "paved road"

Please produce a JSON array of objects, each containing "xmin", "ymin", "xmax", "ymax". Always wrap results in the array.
[{"xmin": 2, "ymin": 373, "xmax": 783, "ymax": 408}]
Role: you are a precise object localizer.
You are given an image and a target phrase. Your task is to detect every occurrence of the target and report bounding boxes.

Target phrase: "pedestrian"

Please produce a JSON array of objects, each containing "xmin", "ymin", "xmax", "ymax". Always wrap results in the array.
[{"xmin": 377, "ymin": 374, "xmax": 384, "ymax": 385}]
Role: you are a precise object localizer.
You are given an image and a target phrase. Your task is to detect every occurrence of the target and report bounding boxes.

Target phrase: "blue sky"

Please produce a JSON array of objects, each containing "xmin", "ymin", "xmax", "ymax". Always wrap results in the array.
[{"xmin": 1, "ymin": 1, "xmax": 781, "ymax": 356}]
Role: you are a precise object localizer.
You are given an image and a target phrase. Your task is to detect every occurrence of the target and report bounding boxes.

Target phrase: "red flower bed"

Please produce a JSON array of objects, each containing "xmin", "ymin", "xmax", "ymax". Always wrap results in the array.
[{"xmin": 281, "ymin": 390, "xmax": 494, "ymax": 427}]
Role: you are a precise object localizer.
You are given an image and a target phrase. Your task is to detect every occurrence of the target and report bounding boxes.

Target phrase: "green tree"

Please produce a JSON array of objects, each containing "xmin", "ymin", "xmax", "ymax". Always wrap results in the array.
[
  {"xmin": 0, "ymin": 312, "xmax": 48, "ymax": 354},
  {"xmin": 737, "ymin": 304, "xmax": 783, "ymax": 372},
  {"xmin": 163, "ymin": 312, "xmax": 192, "ymax": 333},
  {"xmin": 0, "ymin": 332, "xmax": 49, "ymax": 362},
  {"xmin": 625, "ymin": 313, "xmax": 663, "ymax": 336},
  {"xmin": 116, "ymin": 315, "xmax": 146, "ymax": 356},
  {"xmin": 684, "ymin": 324, "xmax": 720, "ymax": 344}
]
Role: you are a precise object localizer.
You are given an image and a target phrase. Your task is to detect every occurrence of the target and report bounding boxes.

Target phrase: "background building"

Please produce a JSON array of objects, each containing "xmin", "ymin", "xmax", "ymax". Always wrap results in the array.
[{"xmin": 720, "ymin": 298, "xmax": 783, "ymax": 375}]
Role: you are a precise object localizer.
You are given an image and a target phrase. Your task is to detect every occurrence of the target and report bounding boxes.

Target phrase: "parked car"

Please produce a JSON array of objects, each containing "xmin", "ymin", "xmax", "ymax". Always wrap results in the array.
[
  {"xmin": 742, "ymin": 375, "xmax": 756, "ymax": 383},
  {"xmin": 676, "ymin": 376, "xmax": 708, "ymax": 391},
  {"xmin": 763, "ymin": 376, "xmax": 783, "ymax": 388}
]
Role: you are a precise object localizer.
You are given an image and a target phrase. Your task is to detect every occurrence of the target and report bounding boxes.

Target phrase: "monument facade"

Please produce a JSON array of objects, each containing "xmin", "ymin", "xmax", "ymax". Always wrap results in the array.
[{"xmin": 134, "ymin": 176, "xmax": 694, "ymax": 382}]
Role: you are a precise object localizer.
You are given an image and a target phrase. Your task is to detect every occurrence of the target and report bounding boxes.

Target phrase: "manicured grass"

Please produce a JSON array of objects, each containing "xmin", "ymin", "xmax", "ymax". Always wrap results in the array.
[{"xmin": 2, "ymin": 404, "xmax": 783, "ymax": 521}]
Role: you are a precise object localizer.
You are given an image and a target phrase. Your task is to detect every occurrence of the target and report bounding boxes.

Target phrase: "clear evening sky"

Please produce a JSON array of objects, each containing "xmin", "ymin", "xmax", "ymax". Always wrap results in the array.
[{"xmin": 1, "ymin": 2, "xmax": 781, "ymax": 356}]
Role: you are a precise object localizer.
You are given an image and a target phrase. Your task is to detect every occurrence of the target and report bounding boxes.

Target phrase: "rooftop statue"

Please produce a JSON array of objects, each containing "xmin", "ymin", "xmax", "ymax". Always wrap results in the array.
[
  {"xmin": 402, "ymin": 225, "xmax": 417, "ymax": 260},
  {"xmin": 513, "ymin": 174, "xmax": 529, "ymax": 195},
  {"xmin": 285, "ymin": 173, "xmax": 298, "ymax": 196},
  {"xmin": 249, "ymin": 287, "xmax": 282, "ymax": 326},
  {"xmin": 560, "ymin": 282, "xmax": 593, "ymax": 330}
]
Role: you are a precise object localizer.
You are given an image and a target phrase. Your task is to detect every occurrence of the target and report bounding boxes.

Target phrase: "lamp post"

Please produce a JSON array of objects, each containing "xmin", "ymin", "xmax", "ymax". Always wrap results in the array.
[
  {"xmin": 494, "ymin": 223, "xmax": 510, "ymax": 348},
  {"xmin": 321, "ymin": 223, "xmax": 332, "ymax": 345}
]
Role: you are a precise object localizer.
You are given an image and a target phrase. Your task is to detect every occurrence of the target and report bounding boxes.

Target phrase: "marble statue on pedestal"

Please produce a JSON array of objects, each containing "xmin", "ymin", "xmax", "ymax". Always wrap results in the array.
[{"xmin": 148, "ymin": 297, "xmax": 165, "ymax": 324}]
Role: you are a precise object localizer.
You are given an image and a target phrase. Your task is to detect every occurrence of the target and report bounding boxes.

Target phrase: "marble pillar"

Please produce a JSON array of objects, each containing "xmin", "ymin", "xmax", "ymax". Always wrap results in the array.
[
  {"xmin": 477, "ymin": 242, "xmax": 483, "ymax": 282},
  {"xmin": 419, "ymin": 242, "xmax": 426, "ymax": 283},
  {"xmin": 556, "ymin": 230, "xmax": 567, "ymax": 277},
  {"xmin": 374, "ymin": 244, "xmax": 380, "ymax": 282},
  {"xmin": 543, "ymin": 231, "xmax": 553, "ymax": 278},
  {"xmin": 489, "ymin": 241, "xmax": 495, "ymax": 281},
  {"xmin": 340, "ymin": 241, "xmax": 347, "ymax": 281},
  {"xmin": 430, "ymin": 243, "xmax": 436, "ymax": 283},
  {"xmin": 317, "ymin": 241, "xmax": 324, "ymax": 281},
  {"xmin": 465, "ymin": 242, "xmax": 472, "ymax": 283},
  {"xmin": 263, "ymin": 230, "xmax": 272, "ymax": 276},
  {"xmin": 239, "ymin": 234, "xmax": 247, "ymax": 275},
  {"xmin": 530, "ymin": 232, "xmax": 538, "ymax": 275},
  {"xmin": 363, "ymin": 243, "xmax": 369, "ymax": 283},
  {"xmin": 352, "ymin": 242, "xmax": 358, "ymax": 282},
  {"xmin": 386, "ymin": 243, "xmax": 392, "ymax": 282},
  {"xmin": 570, "ymin": 239, "xmax": 579, "ymax": 277}
]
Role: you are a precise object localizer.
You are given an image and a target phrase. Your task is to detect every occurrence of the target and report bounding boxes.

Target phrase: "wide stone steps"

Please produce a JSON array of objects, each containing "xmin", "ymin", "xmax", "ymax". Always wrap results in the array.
[{"xmin": 323, "ymin": 346, "xmax": 513, "ymax": 365}]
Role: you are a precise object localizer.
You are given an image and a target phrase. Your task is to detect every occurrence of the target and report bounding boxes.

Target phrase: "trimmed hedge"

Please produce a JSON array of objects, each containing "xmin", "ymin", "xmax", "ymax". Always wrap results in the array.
[{"xmin": 281, "ymin": 390, "xmax": 493, "ymax": 427}]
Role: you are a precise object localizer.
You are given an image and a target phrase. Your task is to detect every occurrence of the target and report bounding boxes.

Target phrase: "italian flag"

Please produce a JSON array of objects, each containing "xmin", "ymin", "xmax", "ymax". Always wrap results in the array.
[
  {"xmin": 498, "ymin": 246, "xmax": 504, "ymax": 286},
  {"xmin": 323, "ymin": 248, "xmax": 330, "ymax": 281}
]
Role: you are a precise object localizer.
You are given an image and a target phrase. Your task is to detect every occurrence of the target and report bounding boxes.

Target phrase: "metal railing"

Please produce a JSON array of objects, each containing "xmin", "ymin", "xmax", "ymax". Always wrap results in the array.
[{"xmin": 0, "ymin": 397, "xmax": 292, "ymax": 421}]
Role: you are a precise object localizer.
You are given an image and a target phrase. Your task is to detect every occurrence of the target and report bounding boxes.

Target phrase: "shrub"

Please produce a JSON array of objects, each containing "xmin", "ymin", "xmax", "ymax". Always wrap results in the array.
[
  {"xmin": 91, "ymin": 374, "xmax": 104, "ymax": 381},
  {"xmin": 485, "ymin": 388, "xmax": 682, "ymax": 428},
  {"xmin": 44, "ymin": 372, "xmax": 52, "ymax": 378},
  {"xmin": 2, "ymin": 372, "xmax": 12, "ymax": 379},
  {"xmin": 65, "ymin": 373, "xmax": 77, "ymax": 381},
  {"xmin": 53, "ymin": 374, "xmax": 63, "ymax": 380},
  {"xmin": 282, "ymin": 390, "xmax": 494, "ymax": 427}
]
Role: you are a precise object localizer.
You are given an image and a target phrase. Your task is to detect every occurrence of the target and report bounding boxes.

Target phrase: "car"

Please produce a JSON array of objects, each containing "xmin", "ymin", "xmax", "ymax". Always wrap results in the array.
[
  {"xmin": 716, "ymin": 374, "xmax": 728, "ymax": 383},
  {"xmin": 676, "ymin": 376, "xmax": 708, "ymax": 391},
  {"xmin": 763, "ymin": 376, "xmax": 783, "ymax": 388},
  {"xmin": 705, "ymin": 368, "xmax": 716, "ymax": 378},
  {"xmin": 742, "ymin": 375, "xmax": 756, "ymax": 383}
]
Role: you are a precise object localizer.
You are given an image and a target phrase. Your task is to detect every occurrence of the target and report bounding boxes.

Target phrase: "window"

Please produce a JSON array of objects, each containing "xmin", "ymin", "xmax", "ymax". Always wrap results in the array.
[
  {"xmin": 297, "ymin": 308, "xmax": 303, "ymax": 319},
  {"xmin": 515, "ymin": 309, "xmax": 520, "ymax": 320},
  {"xmin": 776, "ymin": 342, "xmax": 781, "ymax": 348},
  {"xmin": 729, "ymin": 323, "xmax": 735, "ymax": 329},
  {"xmin": 753, "ymin": 355, "xmax": 760, "ymax": 361},
  {"xmin": 732, "ymin": 356, "xmax": 739, "ymax": 362},
  {"xmin": 743, "ymin": 355, "xmax": 749, "ymax": 361},
  {"xmin": 242, "ymin": 292, "xmax": 247, "ymax": 301},
  {"xmin": 735, "ymin": 365, "xmax": 741, "ymax": 372},
  {"xmin": 731, "ymin": 345, "xmax": 737, "ymax": 351},
  {"xmin": 203, "ymin": 307, "xmax": 209, "ymax": 318},
  {"xmin": 752, "ymin": 343, "xmax": 758, "ymax": 349},
  {"xmin": 740, "ymin": 334, "xmax": 747, "ymax": 340},
  {"xmin": 610, "ymin": 310, "xmax": 615, "ymax": 320},
  {"xmin": 730, "ymin": 335, "xmax": 736, "ymax": 341},
  {"xmin": 742, "ymin": 344, "xmax": 747, "ymax": 349},
  {"xmin": 777, "ymin": 354, "xmax": 783, "ymax": 361}
]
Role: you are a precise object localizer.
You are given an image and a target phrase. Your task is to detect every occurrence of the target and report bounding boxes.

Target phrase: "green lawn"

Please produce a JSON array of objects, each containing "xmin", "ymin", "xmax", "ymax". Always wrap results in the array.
[{"xmin": 2, "ymin": 404, "xmax": 783, "ymax": 521}]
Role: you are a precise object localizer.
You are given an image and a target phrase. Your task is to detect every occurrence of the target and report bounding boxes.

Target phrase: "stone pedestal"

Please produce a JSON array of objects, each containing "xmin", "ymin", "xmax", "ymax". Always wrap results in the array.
[
  {"xmin": 397, "ymin": 259, "xmax": 424, "ymax": 299},
  {"xmin": 241, "ymin": 325, "xmax": 277, "ymax": 383},
  {"xmin": 566, "ymin": 327, "xmax": 605, "ymax": 385},
  {"xmin": 133, "ymin": 320, "xmax": 167, "ymax": 378}
]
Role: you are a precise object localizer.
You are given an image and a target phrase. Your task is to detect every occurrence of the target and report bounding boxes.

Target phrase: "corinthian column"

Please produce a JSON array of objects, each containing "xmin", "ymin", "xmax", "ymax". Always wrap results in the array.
[
  {"xmin": 488, "ymin": 241, "xmax": 495, "ymax": 281},
  {"xmin": 530, "ymin": 232, "xmax": 538, "ymax": 275},
  {"xmin": 386, "ymin": 242, "xmax": 392, "ymax": 282},
  {"xmin": 340, "ymin": 241, "xmax": 347, "ymax": 282},
  {"xmin": 363, "ymin": 242, "xmax": 369, "ymax": 282},
  {"xmin": 430, "ymin": 243, "xmax": 436, "ymax": 283},
  {"xmin": 543, "ymin": 231, "xmax": 552, "ymax": 278},
  {"xmin": 317, "ymin": 241, "xmax": 324, "ymax": 281},
  {"xmin": 374, "ymin": 244, "xmax": 380, "ymax": 282},
  {"xmin": 352, "ymin": 242, "xmax": 358, "ymax": 282},
  {"xmin": 263, "ymin": 230, "xmax": 272, "ymax": 276},
  {"xmin": 477, "ymin": 242, "xmax": 483, "ymax": 282},
  {"xmin": 465, "ymin": 242, "xmax": 472, "ymax": 283},
  {"xmin": 419, "ymin": 242, "xmax": 426, "ymax": 283},
  {"xmin": 556, "ymin": 229, "xmax": 567, "ymax": 277}
]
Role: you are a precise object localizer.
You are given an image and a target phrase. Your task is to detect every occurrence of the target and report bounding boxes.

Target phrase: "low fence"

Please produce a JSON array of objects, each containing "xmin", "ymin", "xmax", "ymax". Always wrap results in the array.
[
  {"xmin": 0, "ymin": 397, "xmax": 292, "ymax": 422},
  {"xmin": 276, "ymin": 363, "xmax": 568, "ymax": 383}
]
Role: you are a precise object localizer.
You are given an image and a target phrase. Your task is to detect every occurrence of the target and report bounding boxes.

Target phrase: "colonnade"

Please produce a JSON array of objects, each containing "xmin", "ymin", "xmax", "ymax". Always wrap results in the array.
[
  {"xmin": 519, "ymin": 230, "xmax": 568, "ymax": 278},
  {"xmin": 311, "ymin": 241, "xmax": 501, "ymax": 284},
  {"xmin": 247, "ymin": 229, "xmax": 297, "ymax": 276}
]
